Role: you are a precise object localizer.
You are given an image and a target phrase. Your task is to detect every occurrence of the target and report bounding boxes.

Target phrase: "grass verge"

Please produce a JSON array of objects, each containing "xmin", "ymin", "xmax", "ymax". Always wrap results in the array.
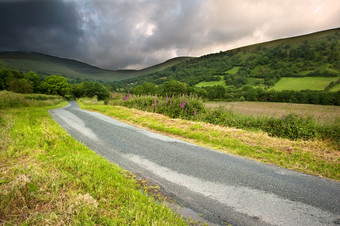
[
  {"xmin": 0, "ymin": 100, "xmax": 186, "ymax": 224},
  {"xmin": 78, "ymin": 99, "xmax": 340, "ymax": 181}
]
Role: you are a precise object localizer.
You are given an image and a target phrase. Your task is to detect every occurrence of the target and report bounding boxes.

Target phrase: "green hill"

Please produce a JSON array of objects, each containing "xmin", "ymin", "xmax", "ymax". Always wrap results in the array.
[
  {"xmin": 0, "ymin": 52, "xmax": 192, "ymax": 82},
  {"xmin": 123, "ymin": 28, "xmax": 340, "ymax": 91}
]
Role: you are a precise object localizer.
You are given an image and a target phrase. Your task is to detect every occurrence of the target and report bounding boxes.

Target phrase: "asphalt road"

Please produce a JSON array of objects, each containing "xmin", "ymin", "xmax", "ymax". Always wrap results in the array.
[{"xmin": 50, "ymin": 101, "xmax": 340, "ymax": 225}]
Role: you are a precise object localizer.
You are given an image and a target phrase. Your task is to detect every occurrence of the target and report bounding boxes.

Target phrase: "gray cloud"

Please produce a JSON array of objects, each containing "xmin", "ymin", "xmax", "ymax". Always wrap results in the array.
[
  {"xmin": 0, "ymin": 0, "xmax": 339, "ymax": 70},
  {"xmin": 0, "ymin": 0, "xmax": 84, "ymax": 59}
]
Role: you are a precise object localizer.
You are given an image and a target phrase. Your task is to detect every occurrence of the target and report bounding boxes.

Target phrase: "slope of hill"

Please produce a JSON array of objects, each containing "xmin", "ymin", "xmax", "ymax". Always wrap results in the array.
[
  {"xmin": 123, "ymin": 28, "xmax": 340, "ymax": 91},
  {"xmin": 0, "ymin": 52, "xmax": 192, "ymax": 82}
]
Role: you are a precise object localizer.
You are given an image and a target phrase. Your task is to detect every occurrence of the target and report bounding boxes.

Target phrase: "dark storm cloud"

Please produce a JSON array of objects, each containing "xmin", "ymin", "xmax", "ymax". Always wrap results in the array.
[
  {"xmin": 0, "ymin": 0, "xmax": 339, "ymax": 70},
  {"xmin": 0, "ymin": 0, "xmax": 83, "ymax": 59}
]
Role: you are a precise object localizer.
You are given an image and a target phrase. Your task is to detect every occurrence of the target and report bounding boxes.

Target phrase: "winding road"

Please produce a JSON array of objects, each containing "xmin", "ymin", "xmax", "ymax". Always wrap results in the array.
[{"xmin": 49, "ymin": 101, "xmax": 340, "ymax": 225}]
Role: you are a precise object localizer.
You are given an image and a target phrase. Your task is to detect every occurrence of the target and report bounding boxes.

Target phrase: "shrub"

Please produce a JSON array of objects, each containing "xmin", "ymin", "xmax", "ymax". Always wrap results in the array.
[
  {"xmin": 110, "ymin": 94, "xmax": 205, "ymax": 120},
  {"xmin": 107, "ymin": 93, "xmax": 339, "ymax": 144}
]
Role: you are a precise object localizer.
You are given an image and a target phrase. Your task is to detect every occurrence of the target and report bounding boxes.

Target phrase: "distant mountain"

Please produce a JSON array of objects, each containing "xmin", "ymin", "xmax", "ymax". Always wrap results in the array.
[
  {"xmin": 0, "ymin": 51, "xmax": 192, "ymax": 82},
  {"xmin": 123, "ymin": 28, "xmax": 340, "ymax": 91}
]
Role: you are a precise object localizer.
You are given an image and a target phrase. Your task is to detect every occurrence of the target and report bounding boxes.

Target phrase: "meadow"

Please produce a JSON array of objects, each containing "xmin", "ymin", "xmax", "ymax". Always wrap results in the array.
[
  {"xmin": 0, "ymin": 92, "xmax": 186, "ymax": 225},
  {"xmin": 271, "ymin": 77, "xmax": 340, "ymax": 91},
  {"xmin": 329, "ymin": 83, "xmax": 340, "ymax": 92},
  {"xmin": 205, "ymin": 101, "xmax": 340, "ymax": 125},
  {"xmin": 195, "ymin": 76, "xmax": 226, "ymax": 88}
]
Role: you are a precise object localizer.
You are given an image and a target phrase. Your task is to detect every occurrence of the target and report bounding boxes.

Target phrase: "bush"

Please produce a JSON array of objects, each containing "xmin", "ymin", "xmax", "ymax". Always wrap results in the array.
[
  {"xmin": 107, "ymin": 93, "xmax": 339, "ymax": 144},
  {"xmin": 110, "ymin": 94, "xmax": 205, "ymax": 120}
]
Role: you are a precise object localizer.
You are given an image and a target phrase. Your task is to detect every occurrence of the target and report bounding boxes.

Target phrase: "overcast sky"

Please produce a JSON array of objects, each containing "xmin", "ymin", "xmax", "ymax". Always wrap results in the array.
[{"xmin": 0, "ymin": 0, "xmax": 339, "ymax": 70}]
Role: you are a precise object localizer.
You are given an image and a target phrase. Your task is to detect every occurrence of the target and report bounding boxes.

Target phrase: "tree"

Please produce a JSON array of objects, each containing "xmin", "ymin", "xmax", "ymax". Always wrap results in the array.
[
  {"xmin": 81, "ymin": 81, "xmax": 110, "ymax": 100},
  {"xmin": 71, "ymin": 83, "xmax": 85, "ymax": 98},
  {"xmin": 40, "ymin": 75, "xmax": 71, "ymax": 97},
  {"xmin": 71, "ymin": 81, "xmax": 110, "ymax": 100},
  {"xmin": 8, "ymin": 78, "xmax": 33, "ymax": 93},
  {"xmin": 133, "ymin": 85, "xmax": 145, "ymax": 95},
  {"xmin": 162, "ymin": 80, "xmax": 188, "ymax": 96},
  {"xmin": 24, "ymin": 71, "xmax": 40, "ymax": 92}
]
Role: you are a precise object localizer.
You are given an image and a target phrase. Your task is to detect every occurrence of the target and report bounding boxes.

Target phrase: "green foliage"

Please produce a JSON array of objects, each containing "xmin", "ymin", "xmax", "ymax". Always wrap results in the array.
[
  {"xmin": 133, "ymin": 82, "xmax": 159, "ymax": 95},
  {"xmin": 0, "ymin": 91, "xmax": 64, "ymax": 109},
  {"xmin": 107, "ymin": 93, "xmax": 339, "ymax": 143},
  {"xmin": 72, "ymin": 81, "xmax": 110, "ymax": 100},
  {"xmin": 110, "ymin": 94, "xmax": 205, "ymax": 120},
  {"xmin": 8, "ymin": 78, "xmax": 33, "ymax": 93},
  {"xmin": 122, "ymin": 28, "xmax": 340, "ymax": 95},
  {"xmin": 162, "ymin": 80, "xmax": 189, "ymax": 96},
  {"xmin": 40, "ymin": 75, "xmax": 71, "ymax": 97}
]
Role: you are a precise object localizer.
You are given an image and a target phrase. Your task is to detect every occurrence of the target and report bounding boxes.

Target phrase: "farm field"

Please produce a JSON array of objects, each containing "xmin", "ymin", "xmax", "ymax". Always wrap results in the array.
[
  {"xmin": 271, "ymin": 77, "xmax": 340, "ymax": 91},
  {"xmin": 205, "ymin": 101, "xmax": 340, "ymax": 125},
  {"xmin": 329, "ymin": 83, "xmax": 340, "ymax": 92},
  {"xmin": 225, "ymin": 66, "xmax": 240, "ymax": 74},
  {"xmin": 195, "ymin": 76, "xmax": 226, "ymax": 87}
]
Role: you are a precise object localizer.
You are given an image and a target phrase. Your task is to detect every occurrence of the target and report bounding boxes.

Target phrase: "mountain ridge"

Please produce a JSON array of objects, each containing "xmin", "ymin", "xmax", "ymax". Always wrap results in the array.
[{"xmin": 0, "ymin": 51, "xmax": 193, "ymax": 82}]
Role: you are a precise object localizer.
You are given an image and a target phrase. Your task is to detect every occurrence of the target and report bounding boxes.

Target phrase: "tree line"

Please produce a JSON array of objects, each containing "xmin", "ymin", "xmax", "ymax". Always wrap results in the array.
[
  {"xmin": 129, "ymin": 80, "xmax": 340, "ymax": 106},
  {"xmin": 0, "ymin": 68, "xmax": 110, "ymax": 100}
]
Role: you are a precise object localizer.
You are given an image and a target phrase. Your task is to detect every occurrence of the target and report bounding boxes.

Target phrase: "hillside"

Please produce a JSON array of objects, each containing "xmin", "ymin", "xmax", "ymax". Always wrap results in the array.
[
  {"xmin": 0, "ymin": 52, "xmax": 192, "ymax": 82},
  {"xmin": 122, "ymin": 28, "xmax": 340, "ymax": 91}
]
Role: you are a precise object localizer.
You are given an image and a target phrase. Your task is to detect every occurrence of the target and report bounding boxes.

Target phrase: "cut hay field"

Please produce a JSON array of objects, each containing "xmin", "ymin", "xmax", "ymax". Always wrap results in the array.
[
  {"xmin": 205, "ymin": 101, "xmax": 340, "ymax": 125},
  {"xmin": 271, "ymin": 77, "xmax": 340, "ymax": 91}
]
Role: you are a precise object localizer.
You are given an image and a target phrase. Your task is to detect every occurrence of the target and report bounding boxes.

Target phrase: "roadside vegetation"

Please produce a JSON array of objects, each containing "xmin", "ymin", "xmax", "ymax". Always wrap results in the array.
[
  {"xmin": 0, "ymin": 93, "xmax": 186, "ymax": 225},
  {"xmin": 98, "ymin": 93, "xmax": 339, "ymax": 143},
  {"xmin": 78, "ymin": 97, "xmax": 340, "ymax": 181}
]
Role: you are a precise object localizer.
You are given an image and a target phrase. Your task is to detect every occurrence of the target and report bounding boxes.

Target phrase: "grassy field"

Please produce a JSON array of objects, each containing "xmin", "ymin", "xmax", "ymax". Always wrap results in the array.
[
  {"xmin": 0, "ymin": 94, "xmax": 186, "ymax": 225},
  {"xmin": 271, "ymin": 77, "xmax": 340, "ymax": 91},
  {"xmin": 0, "ymin": 91, "xmax": 64, "ymax": 108},
  {"xmin": 79, "ymin": 98, "xmax": 340, "ymax": 181},
  {"xmin": 195, "ymin": 76, "xmax": 226, "ymax": 87},
  {"xmin": 225, "ymin": 66, "xmax": 240, "ymax": 74},
  {"xmin": 329, "ymin": 83, "xmax": 340, "ymax": 92},
  {"xmin": 205, "ymin": 101, "xmax": 340, "ymax": 125}
]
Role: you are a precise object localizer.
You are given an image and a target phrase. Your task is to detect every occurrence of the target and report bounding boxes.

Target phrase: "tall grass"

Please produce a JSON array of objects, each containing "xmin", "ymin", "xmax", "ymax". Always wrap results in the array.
[
  {"xmin": 109, "ymin": 93, "xmax": 205, "ymax": 120},
  {"xmin": 0, "ymin": 96, "xmax": 186, "ymax": 224},
  {"xmin": 103, "ymin": 93, "xmax": 339, "ymax": 144},
  {"xmin": 0, "ymin": 90, "xmax": 64, "ymax": 109}
]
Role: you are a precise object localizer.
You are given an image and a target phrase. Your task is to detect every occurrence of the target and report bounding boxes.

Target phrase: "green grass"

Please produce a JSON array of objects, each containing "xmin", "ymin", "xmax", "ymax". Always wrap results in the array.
[
  {"xmin": 0, "ymin": 91, "xmax": 64, "ymax": 108},
  {"xmin": 225, "ymin": 66, "xmax": 240, "ymax": 74},
  {"xmin": 195, "ymin": 76, "xmax": 227, "ymax": 87},
  {"xmin": 329, "ymin": 83, "xmax": 340, "ymax": 92},
  {"xmin": 272, "ymin": 77, "xmax": 340, "ymax": 91},
  {"xmin": 79, "ymin": 99, "xmax": 340, "ymax": 181},
  {"xmin": 0, "ymin": 96, "xmax": 186, "ymax": 224}
]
